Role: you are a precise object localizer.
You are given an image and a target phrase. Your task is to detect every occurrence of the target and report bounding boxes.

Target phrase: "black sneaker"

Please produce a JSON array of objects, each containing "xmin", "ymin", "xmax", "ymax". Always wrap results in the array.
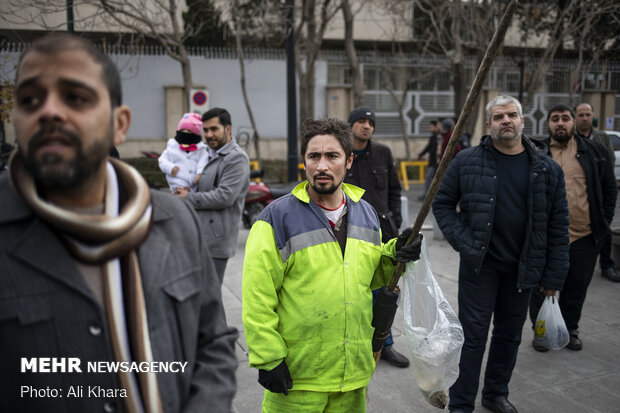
[
  {"xmin": 379, "ymin": 346, "xmax": 410, "ymax": 368},
  {"xmin": 481, "ymin": 395, "xmax": 518, "ymax": 413},
  {"xmin": 566, "ymin": 330, "xmax": 582, "ymax": 351},
  {"xmin": 532, "ymin": 339, "xmax": 549, "ymax": 352},
  {"xmin": 601, "ymin": 267, "xmax": 620, "ymax": 282}
]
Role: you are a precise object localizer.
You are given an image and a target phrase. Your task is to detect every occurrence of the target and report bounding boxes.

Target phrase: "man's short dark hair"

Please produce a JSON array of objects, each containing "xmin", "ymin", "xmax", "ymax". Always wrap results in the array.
[
  {"xmin": 17, "ymin": 32, "xmax": 122, "ymax": 108},
  {"xmin": 202, "ymin": 108, "xmax": 231, "ymax": 128},
  {"xmin": 301, "ymin": 118, "xmax": 352, "ymax": 160},
  {"xmin": 430, "ymin": 120, "xmax": 439, "ymax": 126},
  {"xmin": 547, "ymin": 104, "xmax": 575, "ymax": 122}
]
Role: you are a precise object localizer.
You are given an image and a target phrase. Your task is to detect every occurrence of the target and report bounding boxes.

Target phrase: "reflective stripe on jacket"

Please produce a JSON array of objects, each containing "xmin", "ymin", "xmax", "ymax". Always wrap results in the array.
[{"xmin": 242, "ymin": 182, "xmax": 398, "ymax": 392}]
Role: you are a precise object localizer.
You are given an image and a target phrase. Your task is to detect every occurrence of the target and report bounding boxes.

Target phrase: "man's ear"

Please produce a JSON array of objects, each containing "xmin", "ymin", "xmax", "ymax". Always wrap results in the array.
[
  {"xmin": 226, "ymin": 125, "xmax": 232, "ymax": 140},
  {"xmin": 346, "ymin": 153, "xmax": 354, "ymax": 170},
  {"xmin": 113, "ymin": 105, "xmax": 131, "ymax": 146}
]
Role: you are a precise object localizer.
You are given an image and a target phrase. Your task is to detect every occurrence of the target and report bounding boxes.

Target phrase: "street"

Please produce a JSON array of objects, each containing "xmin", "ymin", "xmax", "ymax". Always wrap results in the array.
[{"xmin": 223, "ymin": 185, "xmax": 620, "ymax": 413}]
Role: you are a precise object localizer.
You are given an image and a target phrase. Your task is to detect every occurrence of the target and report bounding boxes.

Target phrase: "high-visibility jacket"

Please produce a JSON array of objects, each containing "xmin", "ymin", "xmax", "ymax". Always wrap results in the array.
[{"xmin": 242, "ymin": 182, "xmax": 398, "ymax": 392}]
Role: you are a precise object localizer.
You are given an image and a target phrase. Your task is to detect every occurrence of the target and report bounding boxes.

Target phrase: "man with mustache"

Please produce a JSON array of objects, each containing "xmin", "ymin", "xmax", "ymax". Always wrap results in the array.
[
  {"xmin": 174, "ymin": 107, "xmax": 250, "ymax": 285},
  {"xmin": 529, "ymin": 104, "xmax": 617, "ymax": 352},
  {"xmin": 574, "ymin": 102, "xmax": 619, "ymax": 282},
  {"xmin": 344, "ymin": 106, "xmax": 410, "ymax": 368},
  {"xmin": 0, "ymin": 32, "xmax": 238, "ymax": 412},
  {"xmin": 433, "ymin": 95, "xmax": 569, "ymax": 413},
  {"xmin": 242, "ymin": 118, "xmax": 422, "ymax": 412}
]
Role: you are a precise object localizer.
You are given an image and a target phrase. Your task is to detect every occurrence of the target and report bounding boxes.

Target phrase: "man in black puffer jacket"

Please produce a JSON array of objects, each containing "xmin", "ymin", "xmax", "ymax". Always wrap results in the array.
[{"xmin": 433, "ymin": 95, "xmax": 569, "ymax": 413}]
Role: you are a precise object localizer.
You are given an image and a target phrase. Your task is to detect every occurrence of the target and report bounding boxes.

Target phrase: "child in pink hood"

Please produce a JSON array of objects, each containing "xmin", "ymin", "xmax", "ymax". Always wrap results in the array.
[{"xmin": 158, "ymin": 113, "xmax": 209, "ymax": 192}]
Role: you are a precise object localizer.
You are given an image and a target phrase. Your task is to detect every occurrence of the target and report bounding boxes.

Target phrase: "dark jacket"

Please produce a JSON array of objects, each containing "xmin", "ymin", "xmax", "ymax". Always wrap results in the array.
[
  {"xmin": 419, "ymin": 133, "xmax": 439, "ymax": 168},
  {"xmin": 575, "ymin": 128, "xmax": 615, "ymax": 163},
  {"xmin": 433, "ymin": 135, "xmax": 570, "ymax": 291},
  {"xmin": 0, "ymin": 173, "xmax": 239, "ymax": 412},
  {"xmin": 345, "ymin": 140, "xmax": 402, "ymax": 241},
  {"xmin": 543, "ymin": 135, "xmax": 617, "ymax": 245}
]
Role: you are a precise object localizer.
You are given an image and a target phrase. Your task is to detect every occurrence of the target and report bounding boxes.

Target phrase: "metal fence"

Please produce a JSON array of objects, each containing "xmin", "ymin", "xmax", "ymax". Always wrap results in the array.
[{"xmin": 3, "ymin": 41, "xmax": 618, "ymax": 133}]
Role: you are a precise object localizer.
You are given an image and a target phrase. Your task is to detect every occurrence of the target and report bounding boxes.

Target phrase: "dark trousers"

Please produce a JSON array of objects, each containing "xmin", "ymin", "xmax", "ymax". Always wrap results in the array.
[
  {"xmin": 213, "ymin": 257, "xmax": 228, "ymax": 285},
  {"xmin": 423, "ymin": 166, "xmax": 437, "ymax": 195},
  {"xmin": 449, "ymin": 257, "xmax": 532, "ymax": 413},
  {"xmin": 599, "ymin": 230, "xmax": 615, "ymax": 270},
  {"xmin": 529, "ymin": 234, "xmax": 598, "ymax": 331},
  {"xmin": 372, "ymin": 288, "xmax": 394, "ymax": 347}
]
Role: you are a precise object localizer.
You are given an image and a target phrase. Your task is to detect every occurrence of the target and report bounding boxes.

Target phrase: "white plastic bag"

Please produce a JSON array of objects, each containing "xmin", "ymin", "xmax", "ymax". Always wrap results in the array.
[
  {"xmin": 534, "ymin": 295, "xmax": 569, "ymax": 350},
  {"xmin": 402, "ymin": 238, "xmax": 464, "ymax": 408}
]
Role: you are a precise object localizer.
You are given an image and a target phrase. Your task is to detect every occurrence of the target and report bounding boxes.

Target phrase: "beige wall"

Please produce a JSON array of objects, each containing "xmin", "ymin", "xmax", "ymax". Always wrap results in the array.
[
  {"xmin": 326, "ymin": 86, "xmax": 353, "ymax": 121},
  {"xmin": 324, "ymin": 0, "xmax": 413, "ymax": 43}
]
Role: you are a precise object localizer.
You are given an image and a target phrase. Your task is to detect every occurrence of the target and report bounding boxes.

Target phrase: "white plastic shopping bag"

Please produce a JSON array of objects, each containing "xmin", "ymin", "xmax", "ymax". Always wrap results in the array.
[
  {"xmin": 534, "ymin": 295, "xmax": 569, "ymax": 350},
  {"xmin": 402, "ymin": 238, "xmax": 464, "ymax": 409}
]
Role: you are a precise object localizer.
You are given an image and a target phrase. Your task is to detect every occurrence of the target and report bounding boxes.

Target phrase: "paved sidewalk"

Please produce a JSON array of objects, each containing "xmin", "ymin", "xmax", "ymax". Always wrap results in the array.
[{"xmin": 222, "ymin": 185, "xmax": 620, "ymax": 412}]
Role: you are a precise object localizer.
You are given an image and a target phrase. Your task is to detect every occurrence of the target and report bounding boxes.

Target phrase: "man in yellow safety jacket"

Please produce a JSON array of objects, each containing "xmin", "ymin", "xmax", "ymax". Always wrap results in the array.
[{"xmin": 242, "ymin": 118, "xmax": 422, "ymax": 412}]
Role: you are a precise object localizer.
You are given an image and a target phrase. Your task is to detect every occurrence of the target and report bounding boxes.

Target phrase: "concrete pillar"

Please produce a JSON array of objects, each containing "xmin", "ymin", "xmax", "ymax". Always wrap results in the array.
[
  {"xmin": 581, "ymin": 90, "xmax": 617, "ymax": 130},
  {"xmin": 326, "ymin": 86, "xmax": 352, "ymax": 121}
]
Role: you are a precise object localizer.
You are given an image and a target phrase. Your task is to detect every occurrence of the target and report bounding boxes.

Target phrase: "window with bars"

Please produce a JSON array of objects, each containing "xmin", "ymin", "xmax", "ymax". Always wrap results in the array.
[
  {"xmin": 545, "ymin": 71, "xmax": 570, "ymax": 93},
  {"xmin": 505, "ymin": 72, "xmax": 521, "ymax": 92},
  {"xmin": 611, "ymin": 72, "xmax": 620, "ymax": 93},
  {"xmin": 363, "ymin": 66, "xmax": 401, "ymax": 91},
  {"xmin": 374, "ymin": 116, "xmax": 404, "ymax": 136},
  {"xmin": 327, "ymin": 65, "xmax": 351, "ymax": 85},
  {"xmin": 365, "ymin": 92, "xmax": 402, "ymax": 112}
]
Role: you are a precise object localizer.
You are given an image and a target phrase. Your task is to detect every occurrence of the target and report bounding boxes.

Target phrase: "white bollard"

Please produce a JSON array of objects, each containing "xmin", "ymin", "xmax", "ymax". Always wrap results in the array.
[{"xmin": 400, "ymin": 195, "xmax": 408, "ymax": 232}]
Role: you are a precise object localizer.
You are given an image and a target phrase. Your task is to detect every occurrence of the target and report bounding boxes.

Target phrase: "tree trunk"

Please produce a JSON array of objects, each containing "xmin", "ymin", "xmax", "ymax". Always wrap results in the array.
[
  {"xmin": 342, "ymin": 0, "xmax": 364, "ymax": 107},
  {"xmin": 452, "ymin": 61, "xmax": 466, "ymax": 117},
  {"xmin": 521, "ymin": 3, "xmax": 568, "ymax": 108},
  {"xmin": 234, "ymin": 8, "xmax": 261, "ymax": 161},
  {"xmin": 298, "ymin": 69, "xmax": 314, "ymax": 125},
  {"xmin": 180, "ymin": 53, "xmax": 192, "ymax": 113},
  {"xmin": 398, "ymin": 107, "xmax": 410, "ymax": 159},
  {"xmin": 521, "ymin": 43, "xmax": 558, "ymax": 108},
  {"xmin": 386, "ymin": 87, "xmax": 411, "ymax": 160}
]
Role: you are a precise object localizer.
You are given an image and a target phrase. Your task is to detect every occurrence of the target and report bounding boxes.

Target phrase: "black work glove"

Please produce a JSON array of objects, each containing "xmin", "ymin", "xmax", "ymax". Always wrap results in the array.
[
  {"xmin": 258, "ymin": 360, "xmax": 293, "ymax": 395},
  {"xmin": 395, "ymin": 229, "xmax": 423, "ymax": 263}
]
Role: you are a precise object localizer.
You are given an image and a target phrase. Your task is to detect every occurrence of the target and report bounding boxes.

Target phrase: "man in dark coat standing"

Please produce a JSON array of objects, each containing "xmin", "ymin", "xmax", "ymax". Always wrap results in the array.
[
  {"xmin": 1, "ymin": 32, "xmax": 238, "ymax": 412},
  {"xmin": 529, "ymin": 104, "xmax": 617, "ymax": 351},
  {"xmin": 433, "ymin": 95, "xmax": 569, "ymax": 413},
  {"xmin": 574, "ymin": 102, "xmax": 619, "ymax": 282},
  {"xmin": 418, "ymin": 119, "xmax": 440, "ymax": 200},
  {"xmin": 344, "ymin": 106, "xmax": 409, "ymax": 368}
]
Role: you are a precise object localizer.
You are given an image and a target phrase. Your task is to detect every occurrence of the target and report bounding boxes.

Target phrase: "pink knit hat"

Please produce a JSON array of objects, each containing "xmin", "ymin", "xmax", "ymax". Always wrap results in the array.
[{"xmin": 177, "ymin": 113, "xmax": 203, "ymax": 136}]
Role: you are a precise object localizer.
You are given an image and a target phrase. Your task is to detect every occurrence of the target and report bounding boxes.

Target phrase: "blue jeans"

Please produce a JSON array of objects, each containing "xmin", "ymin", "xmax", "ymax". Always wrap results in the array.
[{"xmin": 449, "ymin": 257, "xmax": 532, "ymax": 412}]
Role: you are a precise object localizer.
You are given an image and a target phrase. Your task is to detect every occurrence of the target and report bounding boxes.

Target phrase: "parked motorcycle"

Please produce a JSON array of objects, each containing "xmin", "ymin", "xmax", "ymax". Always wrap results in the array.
[
  {"xmin": 137, "ymin": 155, "xmax": 295, "ymax": 228},
  {"xmin": 243, "ymin": 170, "xmax": 298, "ymax": 229}
]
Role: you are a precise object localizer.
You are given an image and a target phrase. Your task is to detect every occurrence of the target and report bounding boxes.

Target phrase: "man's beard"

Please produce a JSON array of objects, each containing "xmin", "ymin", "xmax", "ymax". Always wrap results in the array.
[
  {"xmin": 550, "ymin": 126, "xmax": 573, "ymax": 143},
  {"xmin": 20, "ymin": 122, "xmax": 112, "ymax": 190},
  {"xmin": 310, "ymin": 173, "xmax": 343, "ymax": 195}
]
